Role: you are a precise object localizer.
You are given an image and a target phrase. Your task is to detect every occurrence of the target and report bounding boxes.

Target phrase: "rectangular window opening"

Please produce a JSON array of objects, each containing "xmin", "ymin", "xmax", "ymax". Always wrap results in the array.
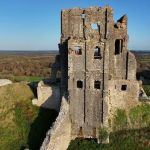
[
  {"xmin": 121, "ymin": 85, "xmax": 127, "ymax": 91},
  {"xmin": 94, "ymin": 47, "xmax": 101, "ymax": 59},
  {"xmin": 115, "ymin": 39, "xmax": 123, "ymax": 55},
  {"xmin": 94, "ymin": 81, "xmax": 101, "ymax": 89},
  {"xmin": 77, "ymin": 80, "xmax": 83, "ymax": 88}
]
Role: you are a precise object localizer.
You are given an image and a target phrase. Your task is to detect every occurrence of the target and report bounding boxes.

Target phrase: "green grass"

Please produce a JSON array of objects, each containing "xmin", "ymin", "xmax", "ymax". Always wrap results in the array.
[
  {"xmin": 0, "ymin": 74, "xmax": 44, "ymax": 82},
  {"xmin": 113, "ymin": 109, "xmax": 128, "ymax": 131},
  {"xmin": 143, "ymin": 85, "xmax": 150, "ymax": 96},
  {"xmin": 129, "ymin": 103, "xmax": 150, "ymax": 128},
  {"xmin": 0, "ymin": 82, "xmax": 58, "ymax": 150},
  {"xmin": 68, "ymin": 128, "xmax": 150, "ymax": 150},
  {"xmin": 12, "ymin": 76, "xmax": 45, "ymax": 82}
]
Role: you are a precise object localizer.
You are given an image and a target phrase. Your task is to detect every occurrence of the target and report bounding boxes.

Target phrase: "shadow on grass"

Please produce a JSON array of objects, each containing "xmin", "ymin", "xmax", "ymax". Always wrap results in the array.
[
  {"xmin": 28, "ymin": 82, "xmax": 38, "ymax": 98},
  {"xmin": 27, "ymin": 108, "xmax": 58, "ymax": 150},
  {"xmin": 26, "ymin": 55, "xmax": 60, "ymax": 150}
]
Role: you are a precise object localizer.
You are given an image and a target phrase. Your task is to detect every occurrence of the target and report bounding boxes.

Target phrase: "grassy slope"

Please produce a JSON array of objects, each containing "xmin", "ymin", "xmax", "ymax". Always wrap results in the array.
[
  {"xmin": 0, "ymin": 82, "xmax": 35, "ymax": 150},
  {"xmin": 0, "ymin": 82, "xmax": 57, "ymax": 150}
]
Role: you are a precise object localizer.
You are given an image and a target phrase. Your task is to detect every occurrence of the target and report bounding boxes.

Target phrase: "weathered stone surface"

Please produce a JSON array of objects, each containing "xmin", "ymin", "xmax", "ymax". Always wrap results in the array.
[
  {"xmin": 0, "ymin": 79, "xmax": 12, "ymax": 87},
  {"xmin": 60, "ymin": 5, "xmax": 140, "ymax": 139}
]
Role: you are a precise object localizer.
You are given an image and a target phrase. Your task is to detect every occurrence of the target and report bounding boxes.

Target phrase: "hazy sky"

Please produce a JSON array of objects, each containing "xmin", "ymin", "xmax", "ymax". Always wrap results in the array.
[{"xmin": 0, "ymin": 0, "xmax": 149, "ymax": 50}]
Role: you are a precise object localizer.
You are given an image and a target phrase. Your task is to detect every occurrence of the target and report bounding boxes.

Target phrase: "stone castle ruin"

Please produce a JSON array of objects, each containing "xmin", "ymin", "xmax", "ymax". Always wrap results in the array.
[{"xmin": 40, "ymin": 6, "xmax": 145, "ymax": 150}]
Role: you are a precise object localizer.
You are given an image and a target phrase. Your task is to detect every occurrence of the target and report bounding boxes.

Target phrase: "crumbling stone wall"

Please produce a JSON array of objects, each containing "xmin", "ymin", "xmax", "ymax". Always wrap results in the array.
[
  {"xmin": 32, "ymin": 81, "xmax": 60, "ymax": 111},
  {"xmin": 40, "ymin": 97, "xmax": 71, "ymax": 150}
]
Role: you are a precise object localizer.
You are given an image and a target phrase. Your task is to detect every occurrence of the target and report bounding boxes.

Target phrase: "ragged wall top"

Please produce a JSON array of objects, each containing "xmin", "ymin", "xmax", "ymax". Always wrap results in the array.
[
  {"xmin": 61, "ymin": 6, "xmax": 128, "ymax": 41},
  {"xmin": 61, "ymin": 6, "xmax": 136, "ymax": 80},
  {"xmin": 61, "ymin": 6, "xmax": 114, "ymax": 41}
]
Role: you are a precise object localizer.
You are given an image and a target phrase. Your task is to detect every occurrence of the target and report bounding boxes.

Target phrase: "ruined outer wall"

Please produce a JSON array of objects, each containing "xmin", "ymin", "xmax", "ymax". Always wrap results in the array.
[{"xmin": 40, "ymin": 97, "xmax": 71, "ymax": 150}]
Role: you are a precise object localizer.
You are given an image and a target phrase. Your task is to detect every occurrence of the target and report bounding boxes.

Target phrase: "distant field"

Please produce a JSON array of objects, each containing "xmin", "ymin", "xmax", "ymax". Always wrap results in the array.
[
  {"xmin": 0, "ymin": 50, "xmax": 149, "ymax": 82},
  {"xmin": 133, "ymin": 51, "xmax": 150, "ymax": 72},
  {"xmin": 0, "ymin": 50, "xmax": 59, "ymax": 56},
  {"xmin": 0, "ymin": 51, "xmax": 59, "ymax": 82},
  {"xmin": 132, "ymin": 51, "xmax": 150, "ymax": 85}
]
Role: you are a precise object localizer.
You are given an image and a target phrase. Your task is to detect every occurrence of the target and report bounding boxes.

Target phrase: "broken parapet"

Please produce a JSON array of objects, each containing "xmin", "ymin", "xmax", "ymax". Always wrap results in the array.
[
  {"xmin": 40, "ymin": 96, "xmax": 71, "ymax": 150},
  {"xmin": 32, "ymin": 80, "xmax": 61, "ymax": 112}
]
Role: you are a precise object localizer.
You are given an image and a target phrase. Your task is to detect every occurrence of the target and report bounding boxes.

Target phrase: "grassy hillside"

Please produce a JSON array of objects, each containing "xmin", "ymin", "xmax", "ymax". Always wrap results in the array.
[{"xmin": 0, "ymin": 82, "xmax": 57, "ymax": 150}]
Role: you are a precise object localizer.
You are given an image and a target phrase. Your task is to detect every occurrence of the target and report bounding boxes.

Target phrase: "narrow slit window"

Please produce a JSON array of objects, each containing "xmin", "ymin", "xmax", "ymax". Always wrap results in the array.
[
  {"xmin": 94, "ymin": 81, "xmax": 101, "ymax": 89},
  {"xmin": 77, "ymin": 80, "xmax": 83, "ymax": 88},
  {"xmin": 94, "ymin": 47, "xmax": 101, "ymax": 59},
  {"xmin": 91, "ymin": 23, "xmax": 98, "ymax": 30},
  {"xmin": 121, "ymin": 85, "xmax": 127, "ymax": 91},
  {"xmin": 115, "ymin": 39, "xmax": 123, "ymax": 55},
  {"xmin": 75, "ymin": 46, "xmax": 82, "ymax": 55}
]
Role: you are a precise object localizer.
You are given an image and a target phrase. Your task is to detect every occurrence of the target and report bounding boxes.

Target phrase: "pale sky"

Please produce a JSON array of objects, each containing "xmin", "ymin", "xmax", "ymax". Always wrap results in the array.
[{"xmin": 0, "ymin": 0, "xmax": 149, "ymax": 50}]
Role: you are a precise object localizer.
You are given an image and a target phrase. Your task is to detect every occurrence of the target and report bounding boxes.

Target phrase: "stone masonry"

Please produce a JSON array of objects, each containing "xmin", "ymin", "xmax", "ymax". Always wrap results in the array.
[
  {"xmin": 41, "ymin": 6, "xmax": 141, "ymax": 150},
  {"xmin": 60, "ymin": 5, "xmax": 140, "ymax": 139}
]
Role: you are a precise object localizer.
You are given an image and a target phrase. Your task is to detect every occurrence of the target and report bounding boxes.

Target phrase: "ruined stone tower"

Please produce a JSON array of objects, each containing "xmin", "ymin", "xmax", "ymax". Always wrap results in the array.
[
  {"xmin": 41, "ymin": 6, "xmax": 140, "ymax": 150},
  {"xmin": 59, "ymin": 6, "xmax": 139, "ymax": 139}
]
